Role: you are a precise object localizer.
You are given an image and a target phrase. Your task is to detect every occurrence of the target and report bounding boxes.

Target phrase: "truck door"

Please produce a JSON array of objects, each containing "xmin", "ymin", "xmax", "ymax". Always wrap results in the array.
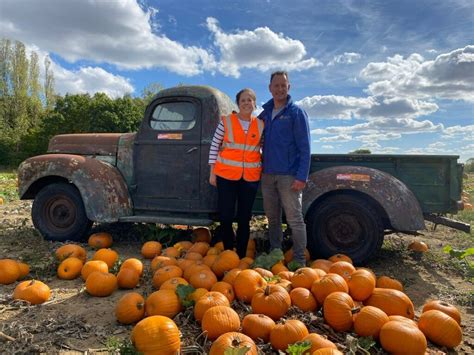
[{"xmin": 133, "ymin": 96, "xmax": 202, "ymax": 211}]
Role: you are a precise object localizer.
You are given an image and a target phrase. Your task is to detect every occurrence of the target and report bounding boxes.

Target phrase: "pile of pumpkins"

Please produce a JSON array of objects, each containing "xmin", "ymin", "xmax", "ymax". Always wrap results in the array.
[{"xmin": 0, "ymin": 227, "xmax": 464, "ymax": 354}]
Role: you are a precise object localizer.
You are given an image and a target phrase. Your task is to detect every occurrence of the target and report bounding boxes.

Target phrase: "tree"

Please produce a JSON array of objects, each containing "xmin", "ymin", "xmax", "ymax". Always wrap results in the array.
[
  {"xmin": 349, "ymin": 149, "xmax": 372, "ymax": 154},
  {"xmin": 44, "ymin": 55, "xmax": 55, "ymax": 110},
  {"xmin": 28, "ymin": 51, "xmax": 42, "ymax": 127},
  {"xmin": 465, "ymin": 158, "xmax": 474, "ymax": 173}
]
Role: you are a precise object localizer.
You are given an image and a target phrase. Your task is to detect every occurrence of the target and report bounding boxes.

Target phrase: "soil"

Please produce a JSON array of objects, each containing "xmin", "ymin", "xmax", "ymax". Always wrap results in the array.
[{"xmin": 0, "ymin": 200, "xmax": 473, "ymax": 354}]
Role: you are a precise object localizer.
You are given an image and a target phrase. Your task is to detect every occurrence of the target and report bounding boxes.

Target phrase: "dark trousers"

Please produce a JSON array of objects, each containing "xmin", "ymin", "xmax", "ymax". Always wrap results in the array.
[{"xmin": 216, "ymin": 176, "xmax": 259, "ymax": 258}]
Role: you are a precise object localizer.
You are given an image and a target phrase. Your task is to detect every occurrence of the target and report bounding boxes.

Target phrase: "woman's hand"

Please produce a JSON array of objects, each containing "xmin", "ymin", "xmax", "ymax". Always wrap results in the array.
[{"xmin": 209, "ymin": 172, "xmax": 217, "ymax": 186}]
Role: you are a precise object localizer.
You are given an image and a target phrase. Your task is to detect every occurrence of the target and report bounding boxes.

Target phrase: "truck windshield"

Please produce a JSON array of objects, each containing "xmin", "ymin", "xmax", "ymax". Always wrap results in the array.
[{"xmin": 150, "ymin": 102, "xmax": 196, "ymax": 131}]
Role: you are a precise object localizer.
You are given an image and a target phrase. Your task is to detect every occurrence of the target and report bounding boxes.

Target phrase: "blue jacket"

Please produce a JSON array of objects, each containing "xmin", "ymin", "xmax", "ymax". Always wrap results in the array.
[{"xmin": 258, "ymin": 95, "xmax": 311, "ymax": 182}]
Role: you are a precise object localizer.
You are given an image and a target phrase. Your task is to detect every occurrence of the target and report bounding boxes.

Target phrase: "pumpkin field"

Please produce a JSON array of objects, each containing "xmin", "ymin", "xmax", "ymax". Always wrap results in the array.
[{"xmin": 0, "ymin": 172, "xmax": 473, "ymax": 354}]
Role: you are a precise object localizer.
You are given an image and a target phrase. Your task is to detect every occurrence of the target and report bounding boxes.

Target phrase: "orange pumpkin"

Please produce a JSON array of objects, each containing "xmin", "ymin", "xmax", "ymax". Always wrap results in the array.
[
  {"xmin": 418, "ymin": 309, "xmax": 462, "ymax": 348},
  {"xmin": 151, "ymin": 255, "xmax": 177, "ymax": 271},
  {"xmin": 85, "ymin": 271, "xmax": 117, "ymax": 297},
  {"xmin": 408, "ymin": 240, "xmax": 428, "ymax": 252},
  {"xmin": 347, "ymin": 269, "xmax": 376, "ymax": 301},
  {"xmin": 284, "ymin": 248, "xmax": 310, "ymax": 264},
  {"xmin": 115, "ymin": 292, "xmax": 145, "ymax": 324},
  {"xmin": 160, "ymin": 277, "xmax": 189, "ymax": 291},
  {"xmin": 188, "ymin": 242, "xmax": 210, "ymax": 256},
  {"xmin": 312, "ymin": 349, "xmax": 343, "ymax": 355},
  {"xmin": 302, "ymin": 333, "xmax": 337, "ymax": 353},
  {"xmin": 55, "ymin": 244, "xmax": 87, "ymax": 263},
  {"xmin": 242, "ymin": 314, "xmax": 275, "ymax": 342},
  {"xmin": 57, "ymin": 257, "xmax": 83, "ymax": 280},
  {"xmin": 88, "ymin": 232, "xmax": 113, "ymax": 248},
  {"xmin": 328, "ymin": 261, "xmax": 355, "ymax": 281},
  {"xmin": 271, "ymin": 262, "xmax": 288, "ymax": 274},
  {"xmin": 291, "ymin": 267, "xmax": 321, "ymax": 289},
  {"xmin": 203, "ymin": 254, "xmax": 218, "ymax": 268},
  {"xmin": 310, "ymin": 259, "xmax": 333, "ymax": 273},
  {"xmin": 174, "ymin": 240, "xmax": 193, "ymax": 252},
  {"xmin": 16, "ymin": 262, "xmax": 30, "ymax": 280},
  {"xmin": 131, "ymin": 315, "xmax": 180, "ymax": 354},
  {"xmin": 270, "ymin": 319, "xmax": 309, "ymax": 351},
  {"xmin": 388, "ymin": 315, "xmax": 418, "ymax": 327},
  {"xmin": 376, "ymin": 275, "xmax": 404, "ymax": 291},
  {"xmin": 189, "ymin": 269, "xmax": 217, "ymax": 290},
  {"xmin": 189, "ymin": 288, "xmax": 208, "ymax": 303},
  {"xmin": 209, "ymin": 332, "xmax": 257, "ymax": 355},
  {"xmin": 290, "ymin": 287, "xmax": 318, "ymax": 312},
  {"xmin": 120, "ymin": 258, "xmax": 144, "ymax": 277},
  {"xmin": 141, "ymin": 241, "xmax": 162, "ymax": 259},
  {"xmin": 184, "ymin": 251, "xmax": 203, "ymax": 261},
  {"xmin": 323, "ymin": 291, "xmax": 356, "ymax": 332},
  {"xmin": 212, "ymin": 250, "xmax": 240, "ymax": 278},
  {"xmin": 233, "ymin": 269, "xmax": 267, "ymax": 303},
  {"xmin": 364, "ymin": 288, "xmax": 414, "ymax": 319},
  {"xmin": 194, "ymin": 291, "xmax": 230, "ymax": 322},
  {"xmin": 145, "ymin": 289, "xmax": 183, "ymax": 318},
  {"xmin": 353, "ymin": 306, "xmax": 389, "ymax": 339},
  {"xmin": 251, "ymin": 285, "xmax": 291, "ymax": 321},
  {"xmin": 211, "ymin": 281, "xmax": 235, "ymax": 303},
  {"xmin": 311, "ymin": 273, "xmax": 348, "ymax": 304},
  {"xmin": 0, "ymin": 259, "xmax": 21, "ymax": 284},
  {"xmin": 13, "ymin": 279, "xmax": 50, "ymax": 304},
  {"xmin": 222, "ymin": 268, "xmax": 241, "ymax": 285},
  {"xmin": 193, "ymin": 227, "xmax": 212, "ymax": 243},
  {"xmin": 117, "ymin": 268, "xmax": 140, "ymax": 289},
  {"xmin": 81, "ymin": 260, "xmax": 108, "ymax": 281},
  {"xmin": 152, "ymin": 265, "xmax": 183, "ymax": 289},
  {"xmin": 422, "ymin": 300, "xmax": 461, "ymax": 325},
  {"xmin": 328, "ymin": 254, "xmax": 352, "ymax": 264},
  {"xmin": 201, "ymin": 305, "xmax": 241, "ymax": 340},
  {"xmin": 183, "ymin": 263, "xmax": 210, "ymax": 281},
  {"xmin": 92, "ymin": 248, "xmax": 119, "ymax": 268},
  {"xmin": 379, "ymin": 320, "xmax": 426, "ymax": 355}
]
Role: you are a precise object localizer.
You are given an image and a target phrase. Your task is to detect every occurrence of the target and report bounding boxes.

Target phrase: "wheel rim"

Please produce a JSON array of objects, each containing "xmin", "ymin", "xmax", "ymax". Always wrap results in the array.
[
  {"xmin": 44, "ymin": 195, "xmax": 77, "ymax": 231},
  {"xmin": 323, "ymin": 211, "xmax": 365, "ymax": 250}
]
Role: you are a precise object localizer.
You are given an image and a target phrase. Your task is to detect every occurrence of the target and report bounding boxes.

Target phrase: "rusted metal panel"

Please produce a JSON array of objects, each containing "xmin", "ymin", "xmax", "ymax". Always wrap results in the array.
[
  {"xmin": 48, "ymin": 133, "xmax": 123, "ymax": 156},
  {"xmin": 116, "ymin": 133, "xmax": 136, "ymax": 187},
  {"xmin": 303, "ymin": 165, "xmax": 425, "ymax": 231},
  {"xmin": 18, "ymin": 154, "xmax": 132, "ymax": 222}
]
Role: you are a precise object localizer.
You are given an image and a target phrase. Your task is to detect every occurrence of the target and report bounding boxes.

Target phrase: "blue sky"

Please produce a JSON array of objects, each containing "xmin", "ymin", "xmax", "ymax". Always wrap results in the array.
[{"xmin": 1, "ymin": 0, "xmax": 473, "ymax": 161}]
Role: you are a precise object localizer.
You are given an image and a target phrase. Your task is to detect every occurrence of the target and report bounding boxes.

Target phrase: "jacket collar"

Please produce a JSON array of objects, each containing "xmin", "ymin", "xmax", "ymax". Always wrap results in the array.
[{"xmin": 262, "ymin": 94, "xmax": 293, "ymax": 111}]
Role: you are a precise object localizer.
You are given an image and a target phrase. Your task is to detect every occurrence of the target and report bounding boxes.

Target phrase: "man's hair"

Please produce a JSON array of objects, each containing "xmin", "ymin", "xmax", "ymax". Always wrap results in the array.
[
  {"xmin": 235, "ymin": 88, "xmax": 257, "ymax": 105},
  {"xmin": 270, "ymin": 70, "xmax": 289, "ymax": 84}
]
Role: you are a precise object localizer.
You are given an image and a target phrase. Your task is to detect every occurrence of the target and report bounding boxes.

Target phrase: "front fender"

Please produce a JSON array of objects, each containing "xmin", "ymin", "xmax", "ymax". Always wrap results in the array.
[
  {"xmin": 18, "ymin": 154, "xmax": 132, "ymax": 222},
  {"xmin": 303, "ymin": 166, "xmax": 425, "ymax": 231}
]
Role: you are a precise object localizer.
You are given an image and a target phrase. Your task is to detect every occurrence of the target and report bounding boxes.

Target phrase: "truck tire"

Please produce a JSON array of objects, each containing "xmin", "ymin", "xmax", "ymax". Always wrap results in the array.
[
  {"xmin": 32, "ymin": 183, "xmax": 92, "ymax": 242},
  {"xmin": 306, "ymin": 194, "xmax": 384, "ymax": 265}
]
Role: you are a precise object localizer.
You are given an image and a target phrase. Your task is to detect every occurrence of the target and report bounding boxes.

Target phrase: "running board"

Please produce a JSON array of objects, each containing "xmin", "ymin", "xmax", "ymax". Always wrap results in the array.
[
  {"xmin": 119, "ymin": 215, "xmax": 214, "ymax": 226},
  {"xmin": 424, "ymin": 214, "xmax": 471, "ymax": 234}
]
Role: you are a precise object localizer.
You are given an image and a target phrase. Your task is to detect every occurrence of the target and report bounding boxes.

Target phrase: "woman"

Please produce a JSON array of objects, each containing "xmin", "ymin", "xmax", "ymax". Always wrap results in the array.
[{"xmin": 208, "ymin": 88, "xmax": 264, "ymax": 258}]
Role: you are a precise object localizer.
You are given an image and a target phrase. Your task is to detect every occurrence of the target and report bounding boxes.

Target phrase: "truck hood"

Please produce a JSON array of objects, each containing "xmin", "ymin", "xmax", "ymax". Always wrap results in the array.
[{"xmin": 48, "ymin": 133, "xmax": 124, "ymax": 156}]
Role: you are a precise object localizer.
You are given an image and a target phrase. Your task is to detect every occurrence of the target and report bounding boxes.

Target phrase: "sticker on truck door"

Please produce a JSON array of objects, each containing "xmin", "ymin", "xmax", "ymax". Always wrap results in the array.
[
  {"xmin": 336, "ymin": 173, "xmax": 370, "ymax": 182},
  {"xmin": 157, "ymin": 133, "xmax": 183, "ymax": 140}
]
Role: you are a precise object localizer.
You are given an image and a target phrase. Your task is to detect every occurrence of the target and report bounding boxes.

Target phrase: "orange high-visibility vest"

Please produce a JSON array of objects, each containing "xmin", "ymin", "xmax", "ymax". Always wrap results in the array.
[{"xmin": 214, "ymin": 113, "xmax": 264, "ymax": 181}]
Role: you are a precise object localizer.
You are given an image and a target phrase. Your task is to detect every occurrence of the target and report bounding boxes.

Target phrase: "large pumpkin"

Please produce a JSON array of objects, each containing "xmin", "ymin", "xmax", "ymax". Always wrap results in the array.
[
  {"xmin": 233, "ymin": 269, "xmax": 267, "ymax": 303},
  {"xmin": 209, "ymin": 332, "xmax": 257, "ymax": 355},
  {"xmin": 323, "ymin": 291, "xmax": 356, "ymax": 332},
  {"xmin": 131, "ymin": 315, "xmax": 180, "ymax": 354},
  {"xmin": 311, "ymin": 273, "xmax": 348, "ymax": 304},
  {"xmin": 376, "ymin": 275, "xmax": 404, "ymax": 291},
  {"xmin": 115, "ymin": 292, "xmax": 145, "ymax": 325},
  {"xmin": 418, "ymin": 309, "xmax": 462, "ymax": 348},
  {"xmin": 353, "ymin": 306, "xmax": 389, "ymax": 339},
  {"xmin": 251, "ymin": 285, "xmax": 291, "ymax": 321},
  {"xmin": 85, "ymin": 271, "xmax": 117, "ymax": 297},
  {"xmin": 422, "ymin": 300, "xmax": 461, "ymax": 325},
  {"xmin": 211, "ymin": 250, "xmax": 240, "ymax": 278},
  {"xmin": 0, "ymin": 259, "xmax": 21, "ymax": 284},
  {"xmin": 146, "ymin": 289, "xmax": 183, "ymax": 319},
  {"xmin": 201, "ymin": 305, "xmax": 241, "ymax": 340},
  {"xmin": 13, "ymin": 279, "xmax": 51, "ymax": 304},
  {"xmin": 290, "ymin": 267, "xmax": 321, "ymax": 289},
  {"xmin": 269, "ymin": 319, "xmax": 309, "ymax": 351},
  {"xmin": 347, "ymin": 269, "xmax": 376, "ymax": 301},
  {"xmin": 379, "ymin": 320, "xmax": 427, "ymax": 355},
  {"xmin": 364, "ymin": 288, "xmax": 414, "ymax": 319},
  {"xmin": 242, "ymin": 314, "xmax": 275, "ymax": 342}
]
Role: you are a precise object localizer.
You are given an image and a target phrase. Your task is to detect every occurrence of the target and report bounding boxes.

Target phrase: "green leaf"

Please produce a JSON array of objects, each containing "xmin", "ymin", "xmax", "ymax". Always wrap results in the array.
[
  {"xmin": 358, "ymin": 336, "xmax": 376, "ymax": 350},
  {"xmin": 287, "ymin": 260, "xmax": 304, "ymax": 272},
  {"xmin": 224, "ymin": 346, "xmax": 251, "ymax": 355},
  {"xmin": 176, "ymin": 284, "xmax": 196, "ymax": 307},
  {"xmin": 460, "ymin": 248, "xmax": 474, "ymax": 259},
  {"xmin": 251, "ymin": 248, "xmax": 284, "ymax": 270},
  {"xmin": 286, "ymin": 341, "xmax": 312, "ymax": 355}
]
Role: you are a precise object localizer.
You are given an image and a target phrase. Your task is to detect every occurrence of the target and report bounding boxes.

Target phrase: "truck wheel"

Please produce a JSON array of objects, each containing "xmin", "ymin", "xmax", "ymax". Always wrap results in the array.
[
  {"xmin": 32, "ymin": 183, "xmax": 92, "ymax": 242},
  {"xmin": 306, "ymin": 194, "xmax": 384, "ymax": 265}
]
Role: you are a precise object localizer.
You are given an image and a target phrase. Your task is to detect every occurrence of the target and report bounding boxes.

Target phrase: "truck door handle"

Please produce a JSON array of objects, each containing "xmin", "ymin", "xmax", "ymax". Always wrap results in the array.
[{"xmin": 186, "ymin": 147, "xmax": 198, "ymax": 154}]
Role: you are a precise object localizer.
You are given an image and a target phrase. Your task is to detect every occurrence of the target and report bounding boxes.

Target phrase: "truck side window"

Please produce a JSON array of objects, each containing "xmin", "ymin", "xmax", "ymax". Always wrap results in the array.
[{"xmin": 149, "ymin": 102, "xmax": 196, "ymax": 131}]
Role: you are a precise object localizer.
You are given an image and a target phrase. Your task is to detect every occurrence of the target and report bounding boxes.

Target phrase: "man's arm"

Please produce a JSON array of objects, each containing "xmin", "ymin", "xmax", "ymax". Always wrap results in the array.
[{"xmin": 293, "ymin": 108, "xmax": 311, "ymax": 184}]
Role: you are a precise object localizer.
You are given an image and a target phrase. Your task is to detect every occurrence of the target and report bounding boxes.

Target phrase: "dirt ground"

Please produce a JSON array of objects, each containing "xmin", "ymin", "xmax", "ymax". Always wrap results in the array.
[{"xmin": 0, "ymin": 199, "xmax": 473, "ymax": 354}]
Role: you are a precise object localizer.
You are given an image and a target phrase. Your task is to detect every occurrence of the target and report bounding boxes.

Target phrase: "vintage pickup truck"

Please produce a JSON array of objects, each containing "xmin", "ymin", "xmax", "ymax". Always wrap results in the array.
[{"xmin": 17, "ymin": 85, "xmax": 469, "ymax": 264}]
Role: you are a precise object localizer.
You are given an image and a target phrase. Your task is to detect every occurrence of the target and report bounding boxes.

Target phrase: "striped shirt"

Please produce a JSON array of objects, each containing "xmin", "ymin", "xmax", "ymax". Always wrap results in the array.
[{"xmin": 208, "ymin": 118, "xmax": 251, "ymax": 164}]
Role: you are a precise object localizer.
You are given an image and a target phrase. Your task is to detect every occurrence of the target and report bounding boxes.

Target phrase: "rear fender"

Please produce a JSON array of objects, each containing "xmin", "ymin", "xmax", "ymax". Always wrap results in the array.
[
  {"xmin": 303, "ymin": 166, "xmax": 425, "ymax": 231},
  {"xmin": 18, "ymin": 154, "xmax": 132, "ymax": 222}
]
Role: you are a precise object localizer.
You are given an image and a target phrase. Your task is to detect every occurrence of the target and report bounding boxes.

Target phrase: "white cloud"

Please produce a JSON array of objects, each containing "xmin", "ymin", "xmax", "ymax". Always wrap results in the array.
[
  {"xmin": 328, "ymin": 52, "xmax": 361, "ymax": 66},
  {"xmin": 321, "ymin": 145, "xmax": 334, "ymax": 149},
  {"xmin": 297, "ymin": 95, "xmax": 438, "ymax": 120},
  {"xmin": 0, "ymin": 0, "xmax": 215, "ymax": 75},
  {"xmin": 361, "ymin": 46, "xmax": 474, "ymax": 101},
  {"xmin": 354, "ymin": 132, "xmax": 402, "ymax": 142},
  {"xmin": 205, "ymin": 17, "xmax": 321, "ymax": 77},
  {"xmin": 318, "ymin": 134, "xmax": 352, "ymax": 142}
]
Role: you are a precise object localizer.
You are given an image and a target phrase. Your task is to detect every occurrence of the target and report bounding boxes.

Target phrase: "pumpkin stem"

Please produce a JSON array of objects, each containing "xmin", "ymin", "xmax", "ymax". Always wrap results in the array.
[
  {"xmin": 264, "ymin": 285, "xmax": 271, "ymax": 296},
  {"xmin": 351, "ymin": 307, "xmax": 361, "ymax": 314}
]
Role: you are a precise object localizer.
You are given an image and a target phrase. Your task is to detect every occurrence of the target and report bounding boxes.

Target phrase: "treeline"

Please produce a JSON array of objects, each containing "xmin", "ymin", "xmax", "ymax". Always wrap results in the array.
[{"xmin": 0, "ymin": 39, "xmax": 160, "ymax": 167}]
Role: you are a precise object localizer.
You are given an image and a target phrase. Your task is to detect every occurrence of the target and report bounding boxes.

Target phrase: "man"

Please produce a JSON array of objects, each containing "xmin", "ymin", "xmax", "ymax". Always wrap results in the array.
[{"xmin": 258, "ymin": 71, "xmax": 311, "ymax": 267}]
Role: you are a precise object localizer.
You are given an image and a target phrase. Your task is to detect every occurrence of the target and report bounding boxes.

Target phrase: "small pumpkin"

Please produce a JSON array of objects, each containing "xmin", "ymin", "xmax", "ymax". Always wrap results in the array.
[
  {"xmin": 55, "ymin": 244, "xmax": 87, "ymax": 263},
  {"xmin": 328, "ymin": 261, "xmax": 356, "ymax": 281},
  {"xmin": 201, "ymin": 305, "xmax": 241, "ymax": 340},
  {"xmin": 160, "ymin": 277, "xmax": 189, "ymax": 291},
  {"xmin": 57, "ymin": 257, "xmax": 83, "ymax": 280},
  {"xmin": 222, "ymin": 268, "xmax": 241, "ymax": 285},
  {"xmin": 183, "ymin": 263, "xmax": 210, "ymax": 281},
  {"xmin": 347, "ymin": 269, "xmax": 376, "ymax": 301},
  {"xmin": 408, "ymin": 240, "xmax": 428, "ymax": 252},
  {"xmin": 151, "ymin": 255, "xmax": 177, "ymax": 271},
  {"xmin": 189, "ymin": 268, "xmax": 218, "ymax": 290},
  {"xmin": 152, "ymin": 265, "xmax": 183, "ymax": 289},
  {"xmin": 194, "ymin": 291, "xmax": 230, "ymax": 322},
  {"xmin": 88, "ymin": 232, "xmax": 113, "ymax": 248},
  {"xmin": 117, "ymin": 268, "xmax": 140, "ymax": 289},
  {"xmin": 115, "ymin": 292, "xmax": 145, "ymax": 324},
  {"xmin": 251, "ymin": 285, "xmax": 291, "ymax": 321},
  {"xmin": 418, "ymin": 309, "xmax": 462, "ymax": 348},
  {"xmin": 13, "ymin": 279, "xmax": 51, "ymax": 304},
  {"xmin": 209, "ymin": 331, "xmax": 258, "ymax": 355},
  {"xmin": 85, "ymin": 271, "xmax": 117, "ymax": 297},
  {"xmin": 323, "ymin": 291, "xmax": 356, "ymax": 332},
  {"xmin": 0, "ymin": 259, "xmax": 21, "ymax": 284},
  {"xmin": 376, "ymin": 275, "xmax": 404, "ymax": 291},
  {"xmin": 353, "ymin": 305, "xmax": 389, "ymax": 339},
  {"xmin": 120, "ymin": 258, "xmax": 144, "ymax": 276},
  {"xmin": 131, "ymin": 315, "xmax": 180, "ymax": 354},
  {"xmin": 328, "ymin": 254, "xmax": 352, "ymax": 264},
  {"xmin": 291, "ymin": 267, "xmax": 321, "ymax": 289},
  {"xmin": 211, "ymin": 281, "xmax": 235, "ymax": 303},
  {"xmin": 16, "ymin": 262, "xmax": 30, "ymax": 280},
  {"xmin": 188, "ymin": 242, "xmax": 210, "ymax": 256},
  {"xmin": 145, "ymin": 289, "xmax": 183, "ymax": 318},
  {"xmin": 290, "ymin": 287, "xmax": 318, "ymax": 312},
  {"xmin": 212, "ymin": 250, "xmax": 240, "ymax": 278},
  {"xmin": 311, "ymin": 273, "xmax": 348, "ymax": 304},
  {"xmin": 242, "ymin": 314, "xmax": 275, "ymax": 342},
  {"xmin": 81, "ymin": 260, "xmax": 109, "ymax": 281},
  {"xmin": 92, "ymin": 248, "xmax": 119, "ymax": 269},
  {"xmin": 185, "ymin": 251, "xmax": 203, "ymax": 261},
  {"xmin": 271, "ymin": 262, "xmax": 288, "ymax": 274},
  {"xmin": 269, "ymin": 319, "xmax": 309, "ymax": 351},
  {"xmin": 253, "ymin": 267, "xmax": 274, "ymax": 278},
  {"xmin": 141, "ymin": 241, "xmax": 162, "ymax": 259},
  {"xmin": 310, "ymin": 259, "xmax": 333, "ymax": 273},
  {"xmin": 302, "ymin": 333, "xmax": 337, "ymax": 353},
  {"xmin": 233, "ymin": 269, "xmax": 267, "ymax": 303},
  {"xmin": 379, "ymin": 320, "xmax": 427, "ymax": 355},
  {"xmin": 283, "ymin": 248, "xmax": 310, "ymax": 264},
  {"xmin": 422, "ymin": 300, "xmax": 461, "ymax": 325}
]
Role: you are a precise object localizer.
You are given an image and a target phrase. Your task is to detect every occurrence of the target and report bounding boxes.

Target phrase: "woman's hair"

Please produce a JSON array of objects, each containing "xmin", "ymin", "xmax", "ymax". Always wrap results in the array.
[{"xmin": 236, "ymin": 88, "xmax": 256, "ymax": 105}]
